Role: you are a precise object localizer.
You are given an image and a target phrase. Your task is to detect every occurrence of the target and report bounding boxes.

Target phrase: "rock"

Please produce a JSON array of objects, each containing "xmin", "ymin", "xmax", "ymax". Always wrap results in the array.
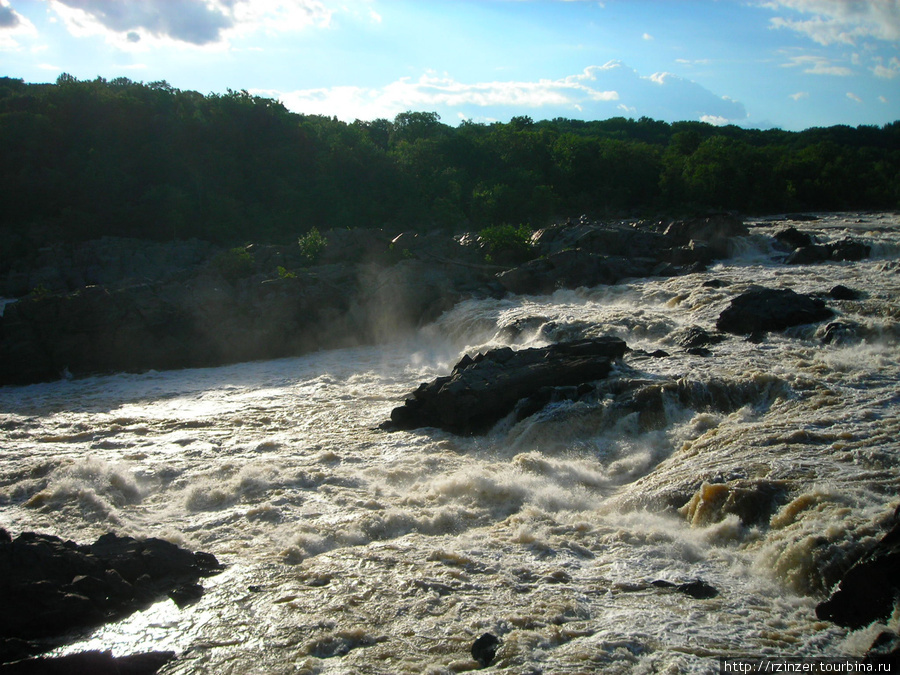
[
  {"xmin": 663, "ymin": 213, "xmax": 748, "ymax": 258},
  {"xmin": 471, "ymin": 633, "xmax": 499, "ymax": 668},
  {"xmin": 675, "ymin": 326, "xmax": 727, "ymax": 351},
  {"xmin": 829, "ymin": 284, "xmax": 862, "ymax": 300},
  {"xmin": 385, "ymin": 337, "xmax": 628, "ymax": 434},
  {"xmin": 786, "ymin": 238, "xmax": 870, "ymax": 265},
  {"xmin": 715, "ymin": 287, "xmax": 833, "ymax": 335},
  {"xmin": 651, "ymin": 579, "xmax": 719, "ymax": 599},
  {"xmin": 820, "ymin": 320, "xmax": 862, "ymax": 345},
  {"xmin": 498, "ymin": 250, "xmax": 656, "ymax": 295},
  {"xmin": 774, "ymin": 227, "xmax": 813, "ymax": 250},
  {"xmin": 0, "ymin": 649, "xmax": 176, "ymax": 674},
  {"xmin": 816, "ymin": 513, "xmax": 900, "ymax": 629},
  {"xmin": 864, "ymin": 631, "xmax": 900, "ymax": 669},
  {"xmin": 0, "ymin": 532, "xmax": 223, "ymax": 662}
]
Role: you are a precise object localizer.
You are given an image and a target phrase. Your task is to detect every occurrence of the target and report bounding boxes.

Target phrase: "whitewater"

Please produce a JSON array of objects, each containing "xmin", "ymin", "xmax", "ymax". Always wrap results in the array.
[{"xmin": 1, "ymin": 212, "xmax": 898, "ymax": 674}]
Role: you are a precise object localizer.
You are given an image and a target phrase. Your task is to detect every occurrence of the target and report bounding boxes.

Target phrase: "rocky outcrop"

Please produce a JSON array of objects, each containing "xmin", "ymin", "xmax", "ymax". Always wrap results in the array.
[
  {"xmin": 0, "ymin": 530, "xmax": 222, "ymax": 662},
  {"xmin": 0, "ymin": 248, "xmax": 495, "ymax": 385},
  {"xmin": 385, "ymin": 337, "xmax": 628, "ymax": 434},
  {"xmin": 716, "ymin": 287, "xmax": 834, "ymax": 335},
  {"xmin": 497, "ymin": 251, "xmax": 658, "ymax": 295},
  {"xmin": 816, "ymin": 511, "xmax": 900, "ymax": 629},
  {"xmin": 786, "ymin": 238, "xmax": 871, "ymax": 265}
]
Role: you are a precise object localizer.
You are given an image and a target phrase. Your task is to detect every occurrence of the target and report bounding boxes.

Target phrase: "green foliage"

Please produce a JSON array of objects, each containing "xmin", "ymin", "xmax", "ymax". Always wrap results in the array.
[
  {"xmin": 276, "ymin": 265, "xmax": 297, "ymax": 279},
  {"xmin": 298, "ymin": 227, "xmax": 327, "ymax": 263},
  {"xmin": 213, "ymin": 247, "xmax": 255, "ymax": 280},
  {"xmin": 479, "ymin": 224, "xmax": 534, "ymax": 263},
  {"xmin": 0, "ymin": 74, "xmax": 897, "ymax": 266}
]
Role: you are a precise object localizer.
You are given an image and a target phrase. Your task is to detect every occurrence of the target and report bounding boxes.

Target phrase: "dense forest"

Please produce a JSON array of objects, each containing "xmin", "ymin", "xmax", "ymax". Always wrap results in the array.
[{"xmin": 2, "ymin": 74, "xmax": 898, "ymax": 262}]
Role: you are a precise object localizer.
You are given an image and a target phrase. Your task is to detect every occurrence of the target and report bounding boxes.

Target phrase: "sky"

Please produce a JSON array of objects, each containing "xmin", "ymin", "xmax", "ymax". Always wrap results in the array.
[{"xmin": 0, "ymin": 0, "xmax": 898, "ymax": 131}]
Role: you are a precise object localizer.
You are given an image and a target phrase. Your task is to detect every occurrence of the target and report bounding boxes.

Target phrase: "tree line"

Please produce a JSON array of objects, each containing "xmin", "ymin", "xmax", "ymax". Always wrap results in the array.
[{"xmin": 1, "ymin": 74, "xmax": 898, "ymax": 261}]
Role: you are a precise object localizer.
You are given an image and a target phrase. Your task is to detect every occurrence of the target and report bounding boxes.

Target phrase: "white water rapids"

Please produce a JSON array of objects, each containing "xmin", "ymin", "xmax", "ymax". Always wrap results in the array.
[{"xmin": 1, "ymin": 213, "xmax": 899, "ymax": 673}]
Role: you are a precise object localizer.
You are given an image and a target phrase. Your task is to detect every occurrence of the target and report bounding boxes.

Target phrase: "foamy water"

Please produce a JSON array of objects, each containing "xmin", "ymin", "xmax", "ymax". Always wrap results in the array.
[{"xmin": 1, "ymin": 213, "xmax": 898, "ymax": 673}]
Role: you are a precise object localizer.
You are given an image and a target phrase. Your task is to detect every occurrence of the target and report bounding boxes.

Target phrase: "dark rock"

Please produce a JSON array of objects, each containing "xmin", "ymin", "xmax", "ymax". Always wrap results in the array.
[
  {"xmin": 663, "ymin": 213, "xmax": 748, "ymax": 258},
  {"xmin": 786, "ymin": 213, "xmax": 819, "ymax": 222},
  {"xmin": 0, "ymin": 532, "xmax": 222, "ymax": 662},
  {"xmin": 168, "ymin": 582, "xmax": 204, "ymax": 608},
  {"xmin": 716, "ymin": 287, "xmax": 834, "ymax": 335},
  {"xmin": 676, "ymin": 326, "xmax": 727, "ymax": 351},
  {"xmin": 774, "ymin": 227, "xmax": 813, "ymax": 250},
  {"xmin": 786, "ymin": 238, "xmax": 870, "ymax": 265},
  {"xmin": 0, "ymin": 649, "xmax": 175, "ymax": 674},
  {"xmin": 820, "ymin": 321, "xmax": 862, "ymax": 345},
  {"xmin": 498, "ymin": 250, "xmax": 655, "ymax": 295},
  {"xmin": 864, "ymin": 632, "xmax": 900, "ymax": 669},
  {"xmin": 829, "ymin": 284, "xmax": 862, "ymax": 300},
  {"xmin": 702, "ymin": 279, "xmax": 729, "ymax": 288},
  {"xmin": 652, "ymin": 579, "xmax": 719, "ymax": 599},
  {"xmin": 386, "ymin": 337, "xmax": 628, "ymax": 434},
  {"xmin": 816, "ymin": 514, "xmax": 900, "ymax": 629},
  {"xmin": 471, "ymin": 633, "xmax": 499, "ymax": 668}
]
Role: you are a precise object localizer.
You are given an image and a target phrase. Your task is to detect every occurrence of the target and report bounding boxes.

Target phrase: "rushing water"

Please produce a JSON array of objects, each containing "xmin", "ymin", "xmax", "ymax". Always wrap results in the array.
[{"xmin": 1, "ymin": 213, "xmax": 899, "ymax": 674}]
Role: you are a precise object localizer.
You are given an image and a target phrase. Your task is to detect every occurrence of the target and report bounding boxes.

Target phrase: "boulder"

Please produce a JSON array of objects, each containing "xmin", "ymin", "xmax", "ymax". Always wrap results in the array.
[
  {"xmin": 385, "ymin": 337, "xmax": 628, "ymax": 434},
  {"xmin": 0, "ymin": 531, "xmax": 222, "ymax": 662},
  {"xmin": 716, "ymin": 287, "xmax": 833, "ymax": 335},
  {"xmin": 663, "ymin": 213, "xmax": 748, "ymax": 258},
  {"xmin": 786, "ymin": 238, "xmax": 871, "ymax": 265},
  {"xmin": 816, "ymin": 512, "xmax": 900, "ymax": 629},
  {"xmin": 774, "ymin": 227, "xmax": 813, "ymax": 250}
]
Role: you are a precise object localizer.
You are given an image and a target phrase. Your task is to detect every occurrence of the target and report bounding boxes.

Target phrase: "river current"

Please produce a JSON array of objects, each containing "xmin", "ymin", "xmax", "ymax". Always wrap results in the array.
[{"xmin": 1, "ymin": 213, "xmax": 899, "ymax": 674}]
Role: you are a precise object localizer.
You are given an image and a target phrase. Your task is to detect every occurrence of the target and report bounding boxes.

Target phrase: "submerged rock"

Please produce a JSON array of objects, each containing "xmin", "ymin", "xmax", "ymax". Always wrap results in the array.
[
  {"xmin": 816, "ymin": 512, "xmax": 900, "ymax": 629},
  {"xmin": 385, "ymin": 337, "xmax": 628, "ymax": 434},
  {"xmin": 716, "ymin": 287, "xmax": 834, "ymax": 335}
]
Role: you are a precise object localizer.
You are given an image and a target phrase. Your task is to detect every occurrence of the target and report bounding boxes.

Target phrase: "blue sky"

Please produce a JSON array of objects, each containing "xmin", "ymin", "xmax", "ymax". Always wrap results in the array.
[{"xmin": 1, "ymin": 0, "xmax": 898, "ymax": 130}]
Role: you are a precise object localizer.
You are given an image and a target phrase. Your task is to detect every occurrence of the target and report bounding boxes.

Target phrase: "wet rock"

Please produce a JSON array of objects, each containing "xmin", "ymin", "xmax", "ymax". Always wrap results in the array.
[
  {"xmin": 702, "ymin": 278, "xmax": 729, "ymax": 288},
  {"xmin": 385, "ymin": 337, "xmax": 628, "ymax": 434},
  {"xmin": 820, "ymin": 320, "xmax": 862, "ymax": 345},
  {"xmin": 663, "ymin": 213, "xmax": 748, "ymax": 258},
  {"xmin": 651, "ymin": 579, "xmax": 719, "ymax": 599},
  {"xmin": 816, "ymin": 513, "xmax": 900, "ymax": 629},
  {"xmin": 471, "ymin": 633, "xmax": 500, "ymax": 668},
  {"xmin": 0, "ymin": 649, "xmax": 176, "ymax": 674},
  {"xmin": 716, "ymin": 287, "xmax": 834, "ymax": 335},
  {"xmin": 774, "ymin": 227, "xmax": 813, "ymax": 250},
  {"xmin": 864, "ymin": 631, "xmax": 900, "ymax": 669},
  {"xmin": 786, "ymin": 238, "xmax": 870, "ymax": 265},
  {"xmin": 676, "ymin": 326, "xmax": 727, "ymax": 351},
  {"xmin": 829, "ymin": 284, "xmax": 862, "ymax": 300},
  {"xmin": 0, "ymin": 532, "xmax": 223, "ymax": 662}
]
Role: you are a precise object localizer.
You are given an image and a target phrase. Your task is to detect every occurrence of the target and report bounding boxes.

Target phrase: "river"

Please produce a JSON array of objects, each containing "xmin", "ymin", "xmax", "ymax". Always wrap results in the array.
[{"xmin": 1, "ymin": 212, "xmax": 898, "ymax": 673}]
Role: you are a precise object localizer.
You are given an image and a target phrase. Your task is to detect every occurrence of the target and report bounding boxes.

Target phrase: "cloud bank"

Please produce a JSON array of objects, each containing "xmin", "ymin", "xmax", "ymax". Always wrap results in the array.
[
  {"xmin": 48, "ymin": 0, "xmax": 332, "ymax": 46},
  {"xmin": 263, "ymin": 61, "xmax": 747, "ymax": 125},
  {"xmin": 765, "ymin": 0, "xmax": 900, "ymax": 45}
]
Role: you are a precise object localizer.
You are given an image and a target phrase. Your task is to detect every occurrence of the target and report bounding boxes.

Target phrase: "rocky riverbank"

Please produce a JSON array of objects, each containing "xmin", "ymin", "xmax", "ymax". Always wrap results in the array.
[{"xmin": 0, "ymin": 213, "xmax": 874, "ymax": 385}]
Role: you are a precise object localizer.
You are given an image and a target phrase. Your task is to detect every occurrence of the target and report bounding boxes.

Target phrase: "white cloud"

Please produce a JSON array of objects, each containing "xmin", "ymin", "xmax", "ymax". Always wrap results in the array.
[
  {"xmin": 48, "ymin": 0, "xmax": 332, "ymax": 48},
  {"xmin": 873, "ymin": 56, "xmax": 900, "ymax": 78},
  {"xmin": 781, "ymin": 54, "xmax": 853, "ymax": 75},
  {"xmin": 642, "ymin": 32, "xmax": 653, "ymax": 40},
  {"xmin": 764, "ymin": 0, "xmax": 900, "ymax": 46},
  {"xmin": 790, "ymin": 91, "xmax": 810, "ymax": 100},
  {"xmin": 258, "ymin": 61, "xmax": 747, "ymax": 125},
  {"xmin": 0, "ymin": 0, "xmax": 37, "ymax": 51},
  {"xmin": 846, "ymin": 91, "xmax": 862, "ymax": 103}
]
